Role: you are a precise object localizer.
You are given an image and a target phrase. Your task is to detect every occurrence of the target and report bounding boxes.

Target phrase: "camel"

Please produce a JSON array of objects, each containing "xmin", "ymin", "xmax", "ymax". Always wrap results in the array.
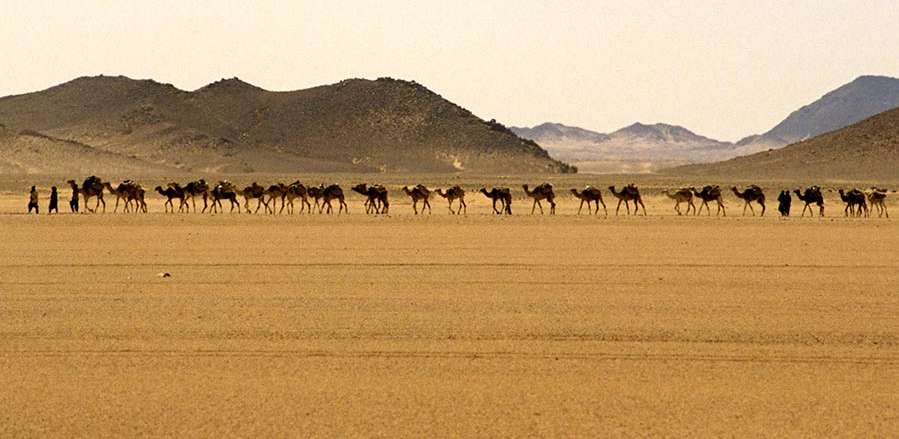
[
  {"xmin": 731, "ymin": 185, "xmax": 766, "ymax": 216},
  {"xmin": 662, "ymin": 188, "xmax": 695, "ymax": 216},
  {"xmin": 690, "ymin": 185, "xmax": 725, "ymax": 216},
  {"xmin": 240, "ymin": 182, "xmax": 268, "ymax": 213},
  {"xmin": 80, "ymin": 176, "xmax": 106, "ymax": 213},
  {"xmin": 479, "ymin": 187, "xmax": 512, "ymax": 215},
  {"xmin": 570, "ymin": 186, "xmax": 607, "ymax": 215},
  {"xmin": 282, "ymin": 181, "xmax": 312, "ymax": 214},
  {"xmin": 793, "ymin": 186, "xmax": 824, "ymax": 217},
  {"xmin": 211, "ymin": 181, "xmax": 241, "ymax": 213},
  {"xmin": 402, "ymin": 185, "xmax": 433, "ymax": 214},
  {"xmin": 866, "ymin": 188, "xmax": 889, "ymax": 218},
  {"xmin": 838, "ymin": 189, "xmax": 868, "ymax": 218},
  {"xmin": 103, "ymin": 180, "xmax": 144, "ymax": 213},
  {"xmin": 155, "ymin": 184, "xmax": 187, "ymax": 213},
  {"xmin": 66, "ymin": 179, "xmax": 80, "ymax": 212},
  {"xmin": 264, "ymin": 183, "xmax": 288, "ymax": 214},
  {"xmin": 307, "ymin": 185, "xmax": 325, "ymax": 212},
  {"xmin": 131, "ymin": 185, "xmax": 148, "ymax": 213},
  {"xmin": 436, "ymin": 186, "xmax": 467, "ymax": 215},
  {"xmin": 522, "ymin": 183, "xmax": 556, "ymax": 215},
  {"xmin": 352, "ymin": 183, "xmax": 389, "ymax": 214},
  {"xmin": 608, "ymin": 185, "xmax": 646, "ymax": 216},
  {"xmin": 182, "ymin": 179, "xmax": 210, "ymax": 213},
  {"xmin": 321, "ymin": 184, "xmax": 348, "ymax": 214}
]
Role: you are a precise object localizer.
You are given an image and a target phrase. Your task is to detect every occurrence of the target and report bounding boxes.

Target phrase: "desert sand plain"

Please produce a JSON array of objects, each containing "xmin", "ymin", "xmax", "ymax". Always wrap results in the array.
[{"xmin": 0, "ymin": 174, "xmax": 897, "ymax": 437}]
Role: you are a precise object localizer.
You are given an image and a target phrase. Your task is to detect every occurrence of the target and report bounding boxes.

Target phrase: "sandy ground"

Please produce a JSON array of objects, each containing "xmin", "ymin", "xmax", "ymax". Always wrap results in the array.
[{"xmin": 1, "ymin": 188, "xmax": 898, "ymax": 437}]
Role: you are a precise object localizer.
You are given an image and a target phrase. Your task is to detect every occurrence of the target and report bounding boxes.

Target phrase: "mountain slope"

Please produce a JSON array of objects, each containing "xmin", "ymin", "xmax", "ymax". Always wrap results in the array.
[
  {"xmin": 0, "ymin": 76, "xmax": 574, "ymax": 174},
  {"xmin": 736, "ymin": 75, "xmax": 899, "ymax": 153},
  {"xmin": 668, "ymin": 106, "xmax": 899, "ymax": 180}
]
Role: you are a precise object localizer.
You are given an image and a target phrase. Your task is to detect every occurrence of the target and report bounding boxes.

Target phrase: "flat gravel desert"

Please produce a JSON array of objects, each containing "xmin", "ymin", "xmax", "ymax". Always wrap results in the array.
[{"xmin": 1, "ymin": 190, "xmax": 897, "ymax": 437}]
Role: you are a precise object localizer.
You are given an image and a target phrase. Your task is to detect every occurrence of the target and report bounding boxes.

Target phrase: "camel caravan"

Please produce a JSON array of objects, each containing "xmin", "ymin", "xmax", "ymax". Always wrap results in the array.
[{"xmin": 25, "ymin": 176, "xmax": 891, "ymax": 219}]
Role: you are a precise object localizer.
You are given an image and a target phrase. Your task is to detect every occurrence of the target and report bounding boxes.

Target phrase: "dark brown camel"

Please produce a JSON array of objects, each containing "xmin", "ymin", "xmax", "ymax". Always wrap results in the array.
[
  {"xmin": 522, "ymin": 183, "xmax": 556, "ymax": 215},
  {"xmin": 838, "ymin": 189, "xmax": 868, "ymax": 218},
  {"xmin": 794, "ymin": 186, "xmax": 824, "ymax": 217},
  {"xmin": 436, "ymin": 186, "xmax": 467, "ymax": 215},
  {"xmin": 479, "ymin": 187, "xmax": 512, "ymax": 215},
  {"xmin": 241, "ymin": 182, "xmax": 268, "ymax": 214},
  {"xmin": 81, "ymin": 176, "xmax": 106, "ymax": 213},
  {"xmin": 321, "ymin": 184, "xmax": 348, "ymax": 214},
  {"xmin": 352, "ymin": 183, "xmax": 389, "ymax": 214},
  {"xmin": 182, "ymin": 179, "xmax": 210, "ymax": 213},
  {"xmin": 307, "ymin": 185, "xmax": 325, "ymax": 212},
  {"xmin": 691, "ymin": 186, "xmax": 726, "ymax": 216},
  {"xmin": 570, "ymin": 186, "xmax": 607, "ymax": 215},
  {"xmin": 264, "ymin": 183, "xmax": 288, "ymax": 214},
  {"xmin": 155, "ymin": 184, "xmax": 187, "ymax": 213},
  {"xmin": 211, "ymin": 181, "xmax": 241, "ymax": 213},
  {"xmin": 608, "ymin": 185, "xmax": 646, "ymax": 216},
  {"xmin": 103, "ymin": 180, "xmax": 144, "ymax": 213},
  {"xmin": 402, "ymin": 185, "xmax": 433, "ymax": 214},
  {"xmin": 282, "ymin": 181, "xmax": 312, "ymax": 214},
  {"xmin": 662, "ymin": 188, "xmax": 695, "ymax": 216},
  {"xmin": 731, "ymin": 185, "xmax": 766, "ymax": 216}
]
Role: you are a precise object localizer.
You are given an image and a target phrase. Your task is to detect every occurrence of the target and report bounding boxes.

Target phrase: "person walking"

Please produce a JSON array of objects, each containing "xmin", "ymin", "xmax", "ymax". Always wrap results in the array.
[
  {"xmin": 48, "ymin": 186, "xmax": 59, "ymax": 214},
  {"xmin": 28, "ymin": 186, "xmax": 39, "ymax": 214}
]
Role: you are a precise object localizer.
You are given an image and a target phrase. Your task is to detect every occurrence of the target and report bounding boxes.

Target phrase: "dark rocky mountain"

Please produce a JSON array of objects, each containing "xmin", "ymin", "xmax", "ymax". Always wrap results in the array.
[
  {"xmin": 669, "ymin": 106, "xmax": 899, "ymax": 180},
  {"xmin": 736, "ymin": 75, "xmax": 899, "ymax": 154},
  {"xmin": 0, "ymin": 76, "xmax": 574, "ymax": 175}
]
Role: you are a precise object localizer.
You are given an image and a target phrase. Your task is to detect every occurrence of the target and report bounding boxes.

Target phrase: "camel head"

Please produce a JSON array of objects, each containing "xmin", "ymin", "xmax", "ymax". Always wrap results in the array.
[
  {"xmin": 351, "ymin": 183, "xmax": 368, "ymax": 195},
  {"xmin": 570, "ymin": 188, "xmax": 581, "ymax": 196}
]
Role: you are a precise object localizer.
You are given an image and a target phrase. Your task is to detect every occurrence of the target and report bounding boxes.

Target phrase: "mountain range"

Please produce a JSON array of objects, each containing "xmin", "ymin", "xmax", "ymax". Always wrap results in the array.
[
  {"xmin": 0, "ymin": 76, "xmax": 575, "ymax": 175},
  {"xmin": 513, "ymin": 75, "xmax": 899, "ymax": 173},
  {"xmin": 667, "ymin": 105, "xmax": 899, "ymax": 181}
]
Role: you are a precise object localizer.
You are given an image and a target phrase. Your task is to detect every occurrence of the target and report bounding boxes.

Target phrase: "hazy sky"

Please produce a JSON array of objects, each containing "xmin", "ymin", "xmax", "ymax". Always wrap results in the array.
[{"xmin": 2, "ymin": 0, "xmax": 898, "ymax": 141}]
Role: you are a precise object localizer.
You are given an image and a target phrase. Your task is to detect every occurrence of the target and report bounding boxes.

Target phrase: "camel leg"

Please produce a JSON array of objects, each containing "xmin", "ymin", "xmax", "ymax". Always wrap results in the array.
[
  {"xmin": 599, "ymin": 199, "xmax": 607, "ymax": 216},
  {"xmin": 638, "ymin": 200, "xmax": 646, "ymax": 216},
  {"xmin": 615, "ymin": 199, "xmax": 623, "ymax": 216},
  {"xmin": 759, "ymin": 201, "xmax": 765, "ymax": 217},
  {"xmin": 577, "ymin": 200, "xmax": 585, "ymax": 215},
  {"xmin": 747, "ymin": 202, "xmax": 755, "ymax": 216},
  {"xmin": 549, "ymin": 200, "xmax": 555, "ymax": 215},
  {"xmin": 412, "ymin": 200, "xmax": 419, "ymax": 215},
  {"xmin": 425, "ymin": 199, "xmax": 431, "ymax": 214},
  {"xmin": 674, "ymin": 201, "xmax": 681, "ymax": 216}
]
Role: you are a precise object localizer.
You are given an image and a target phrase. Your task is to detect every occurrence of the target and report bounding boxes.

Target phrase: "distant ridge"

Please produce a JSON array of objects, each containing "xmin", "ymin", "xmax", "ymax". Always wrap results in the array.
[
  {"xmin": 511, "ymin": 121, "xmax": 735, "ymax": 173},
  {"xmin": 736, "ymin": 75, "xmax": 899, "ymax": 153},
  {"xmin": 668, "ymin": 106, "xmax": 899, "ymax": 180},
  {"xmin": 0, "ymin": 75, "xmax": 575, "ymax": 175},
  {"xmin": 513, "ymin": 75, "xmax": 899, "ymax": 174}
]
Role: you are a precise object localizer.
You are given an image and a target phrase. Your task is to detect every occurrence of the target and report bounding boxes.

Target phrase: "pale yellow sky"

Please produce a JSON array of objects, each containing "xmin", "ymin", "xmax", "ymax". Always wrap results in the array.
[{"xmin": 1, "ymin": 0, "xmax": 897, "ymax": 141}]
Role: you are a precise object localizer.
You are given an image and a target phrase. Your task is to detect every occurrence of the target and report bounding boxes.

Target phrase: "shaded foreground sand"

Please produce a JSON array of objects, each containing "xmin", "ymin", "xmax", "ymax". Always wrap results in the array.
[{"xmin": 1, "ymin": 201, "xmax": 898, "ymax": 436}]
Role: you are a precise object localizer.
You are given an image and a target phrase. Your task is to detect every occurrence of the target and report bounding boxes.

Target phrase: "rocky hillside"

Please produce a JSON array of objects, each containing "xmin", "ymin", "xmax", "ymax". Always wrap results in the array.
[
  {"xmin": 0, "ymin": 76, "xmax": 575, "ymax": 175},
  {"xmin": 669, "ymin": 106, "xmax": 899, "ymax": 180},
  {"xmin": 736, "ymin": 75, "xmax": 899, "ymax": 154}
]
